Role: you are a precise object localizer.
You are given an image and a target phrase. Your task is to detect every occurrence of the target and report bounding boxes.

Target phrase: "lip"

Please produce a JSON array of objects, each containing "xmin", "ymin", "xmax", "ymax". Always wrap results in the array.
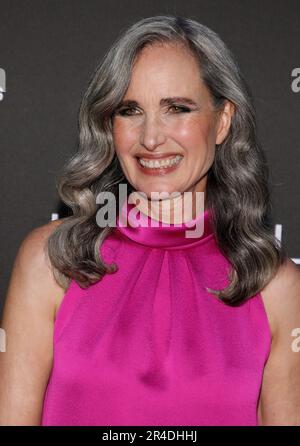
[{"xmin": 135, "ymin": 154, "xmax": 183, "ymax": 176}]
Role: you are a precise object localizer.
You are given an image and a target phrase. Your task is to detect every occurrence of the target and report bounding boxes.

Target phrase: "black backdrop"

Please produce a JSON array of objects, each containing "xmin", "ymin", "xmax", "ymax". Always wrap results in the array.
[{"xmin": 1, "ymin": 0, "xmax": 299, "ymax": 318}]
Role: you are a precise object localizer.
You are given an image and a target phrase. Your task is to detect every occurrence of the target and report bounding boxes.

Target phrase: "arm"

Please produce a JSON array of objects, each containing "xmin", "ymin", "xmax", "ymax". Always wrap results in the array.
[
  {"xmin": 0, "ymin": 221, "xmax": 66, "ymax": 425},
  {"xmin": 258, "ymin": 258, "xmax": 300, "ymax": 425}
]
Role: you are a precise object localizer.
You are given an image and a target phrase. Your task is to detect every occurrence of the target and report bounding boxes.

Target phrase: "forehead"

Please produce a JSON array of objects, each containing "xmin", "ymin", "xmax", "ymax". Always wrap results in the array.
[{"xmin": 125, "ymin": 42, "xmax": 205, "ymax": 97}]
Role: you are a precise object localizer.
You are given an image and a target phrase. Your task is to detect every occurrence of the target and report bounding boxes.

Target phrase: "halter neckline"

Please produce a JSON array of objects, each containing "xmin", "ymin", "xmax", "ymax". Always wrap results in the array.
[{"xmin": 115, "ymin": 200, "xmax": 214, "ymax": 249}]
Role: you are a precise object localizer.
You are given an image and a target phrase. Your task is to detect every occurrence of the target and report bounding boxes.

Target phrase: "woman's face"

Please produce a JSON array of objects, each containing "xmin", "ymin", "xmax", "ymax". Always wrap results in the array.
[{"xmin": 112, "ymin": 42, "xmax": 234, "ymax": 208}]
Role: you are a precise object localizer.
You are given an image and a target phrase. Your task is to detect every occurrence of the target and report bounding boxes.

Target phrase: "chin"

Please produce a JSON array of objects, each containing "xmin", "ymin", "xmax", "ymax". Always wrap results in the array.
[{"xmin": 138, "ymin": 187, "xmax": 182, "ymax": 200}]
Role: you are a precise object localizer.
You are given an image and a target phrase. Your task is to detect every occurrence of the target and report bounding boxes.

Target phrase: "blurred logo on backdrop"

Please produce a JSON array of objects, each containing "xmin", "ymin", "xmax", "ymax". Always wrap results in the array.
[{"xmin": 0, "ymin": 68, "xmax": 6, "ymax": 101}]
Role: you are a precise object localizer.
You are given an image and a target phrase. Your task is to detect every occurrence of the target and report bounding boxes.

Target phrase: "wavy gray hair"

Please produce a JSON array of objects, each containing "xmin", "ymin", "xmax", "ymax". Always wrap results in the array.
[{"xmin": 46, "ymin": 15, "xmax": 288, "ymax": 306}]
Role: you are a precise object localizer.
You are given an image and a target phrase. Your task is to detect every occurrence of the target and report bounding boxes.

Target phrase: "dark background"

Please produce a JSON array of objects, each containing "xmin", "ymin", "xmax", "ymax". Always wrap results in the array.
[{"xmin": 1, "ymin": 0, "xmax": 299, "ymax": 318}]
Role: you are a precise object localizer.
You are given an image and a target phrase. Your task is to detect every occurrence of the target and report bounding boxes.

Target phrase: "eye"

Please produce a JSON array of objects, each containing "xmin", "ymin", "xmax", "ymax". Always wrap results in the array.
[
  {"xmin": 168, "ymin": 105, "xmax": 191, "ymax": 113},
  {"xmin": 115, "ymin": 107, "xmax": 139, "ymax": 117},
  {"xmin": 113, "ymin": 104, "xmax": 192, "ymax": 117}
]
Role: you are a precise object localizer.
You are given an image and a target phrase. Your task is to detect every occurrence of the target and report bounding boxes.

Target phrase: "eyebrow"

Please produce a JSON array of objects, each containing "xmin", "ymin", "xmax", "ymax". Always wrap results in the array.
[{"xmin": 117, "ymin": 96, "xmax": 199, "ymax": 108}]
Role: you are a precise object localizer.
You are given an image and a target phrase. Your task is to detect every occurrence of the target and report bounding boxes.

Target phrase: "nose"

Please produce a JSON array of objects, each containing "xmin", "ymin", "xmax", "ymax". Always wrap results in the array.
[{"xmin": 139, "ymin": 113, "xmax": 167, "ymax": 151}]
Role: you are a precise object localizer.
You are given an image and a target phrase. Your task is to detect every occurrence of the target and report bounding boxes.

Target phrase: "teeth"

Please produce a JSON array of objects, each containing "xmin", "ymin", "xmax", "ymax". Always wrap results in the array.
[{"xmin": 138, "ymin": 155, "xmax": 183, "ymax": 169}]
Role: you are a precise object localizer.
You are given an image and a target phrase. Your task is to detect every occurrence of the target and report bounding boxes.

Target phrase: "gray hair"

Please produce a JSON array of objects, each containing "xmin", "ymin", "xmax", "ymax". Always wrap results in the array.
[{"xmin": 46, "ymin": 14, "xmax": 288, "ymax": 306}]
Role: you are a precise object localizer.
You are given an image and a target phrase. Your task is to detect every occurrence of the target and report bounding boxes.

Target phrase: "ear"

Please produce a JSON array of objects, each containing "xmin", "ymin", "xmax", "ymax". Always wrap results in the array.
[{"xmin": 215, "ymin": 100, "xmax": 235, "ymax": 145}]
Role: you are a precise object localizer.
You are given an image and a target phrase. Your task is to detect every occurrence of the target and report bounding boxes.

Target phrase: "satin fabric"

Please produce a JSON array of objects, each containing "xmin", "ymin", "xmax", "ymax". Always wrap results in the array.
[{"xmin": 41, "ymin": 201, "xmax": 271, "ymax": 426}]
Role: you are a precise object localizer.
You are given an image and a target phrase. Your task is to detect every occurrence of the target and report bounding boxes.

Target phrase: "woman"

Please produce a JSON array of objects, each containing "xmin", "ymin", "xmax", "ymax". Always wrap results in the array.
[{"xmin": 1, "ymin": 15, "xmax": 300, "ymax": 426}]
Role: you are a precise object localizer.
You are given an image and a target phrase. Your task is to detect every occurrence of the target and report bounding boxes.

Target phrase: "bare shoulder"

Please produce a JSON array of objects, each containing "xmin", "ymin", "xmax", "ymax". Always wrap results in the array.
[
  {"xmin": 17, "ymin": 218, "xmax": 66, "ymax": 275},
  {"xmin": 260, "ymin": 257, "xmax": 300, "ymax": 339},
  {"xmin": 20, "ymin": 218, "xmax": 64, "ymax": 254},
  {"xmin": 258, "ymin": 258, "xmax": 300, "ymax": 425},
  {"xmin": 6, "ymin": 218, "xmax": 67, "ymax": 321}
]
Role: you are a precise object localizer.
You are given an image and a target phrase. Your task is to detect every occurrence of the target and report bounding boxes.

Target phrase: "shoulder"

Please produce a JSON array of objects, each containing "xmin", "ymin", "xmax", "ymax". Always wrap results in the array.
[
  {"xmin": 16, "ymin": 219, "xmax": 65, "ymax": 279},
  {"xmin": 258, "ymin": 258, "xmax": 300, "ymax": 425},
  {"xmin": 260, "ymin": 257, "xmax": 300, "ymax": 339},
  {"xmin": 20, "ymin": 218, "xmax": 64, "ymax": 253},
  {"xmin": 7, "ymin": 218, "xmax": 67, "ymax": 319}
]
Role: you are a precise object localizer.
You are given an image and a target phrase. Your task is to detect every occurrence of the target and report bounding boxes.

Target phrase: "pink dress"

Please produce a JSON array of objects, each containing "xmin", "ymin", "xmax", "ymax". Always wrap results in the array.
[{"xmin": 41, "ymin": 201, "xmax": 271, "ymax": 426}]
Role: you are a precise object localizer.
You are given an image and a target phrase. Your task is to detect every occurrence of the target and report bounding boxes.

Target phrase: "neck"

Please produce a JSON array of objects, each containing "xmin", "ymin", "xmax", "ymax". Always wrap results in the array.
[{"xmin": 129, "ymin": 191, "xmax": 206, "ymax": 225}]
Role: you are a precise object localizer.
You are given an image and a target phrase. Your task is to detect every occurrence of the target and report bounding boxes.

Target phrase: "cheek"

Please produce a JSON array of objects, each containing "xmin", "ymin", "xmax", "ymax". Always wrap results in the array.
[
  {"xmin": 176, "ymin": 118, "xmax": 212, "ymax": 150},
  {"xmin": 112, "ymin": 121, "xmax": 136, "ymax": 154}
]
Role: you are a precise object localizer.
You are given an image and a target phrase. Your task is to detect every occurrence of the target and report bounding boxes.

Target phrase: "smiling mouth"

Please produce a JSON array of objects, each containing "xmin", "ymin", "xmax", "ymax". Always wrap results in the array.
[{"xmin": 137, "ymin": 154, "xmax": 183, "ymax": 169}]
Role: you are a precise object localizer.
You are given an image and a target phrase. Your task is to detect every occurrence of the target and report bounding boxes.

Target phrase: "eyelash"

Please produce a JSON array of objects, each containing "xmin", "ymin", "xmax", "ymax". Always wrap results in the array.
[{"xmin": 115, "ymin": 105, "xmax": 191, "ymax": 116}]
